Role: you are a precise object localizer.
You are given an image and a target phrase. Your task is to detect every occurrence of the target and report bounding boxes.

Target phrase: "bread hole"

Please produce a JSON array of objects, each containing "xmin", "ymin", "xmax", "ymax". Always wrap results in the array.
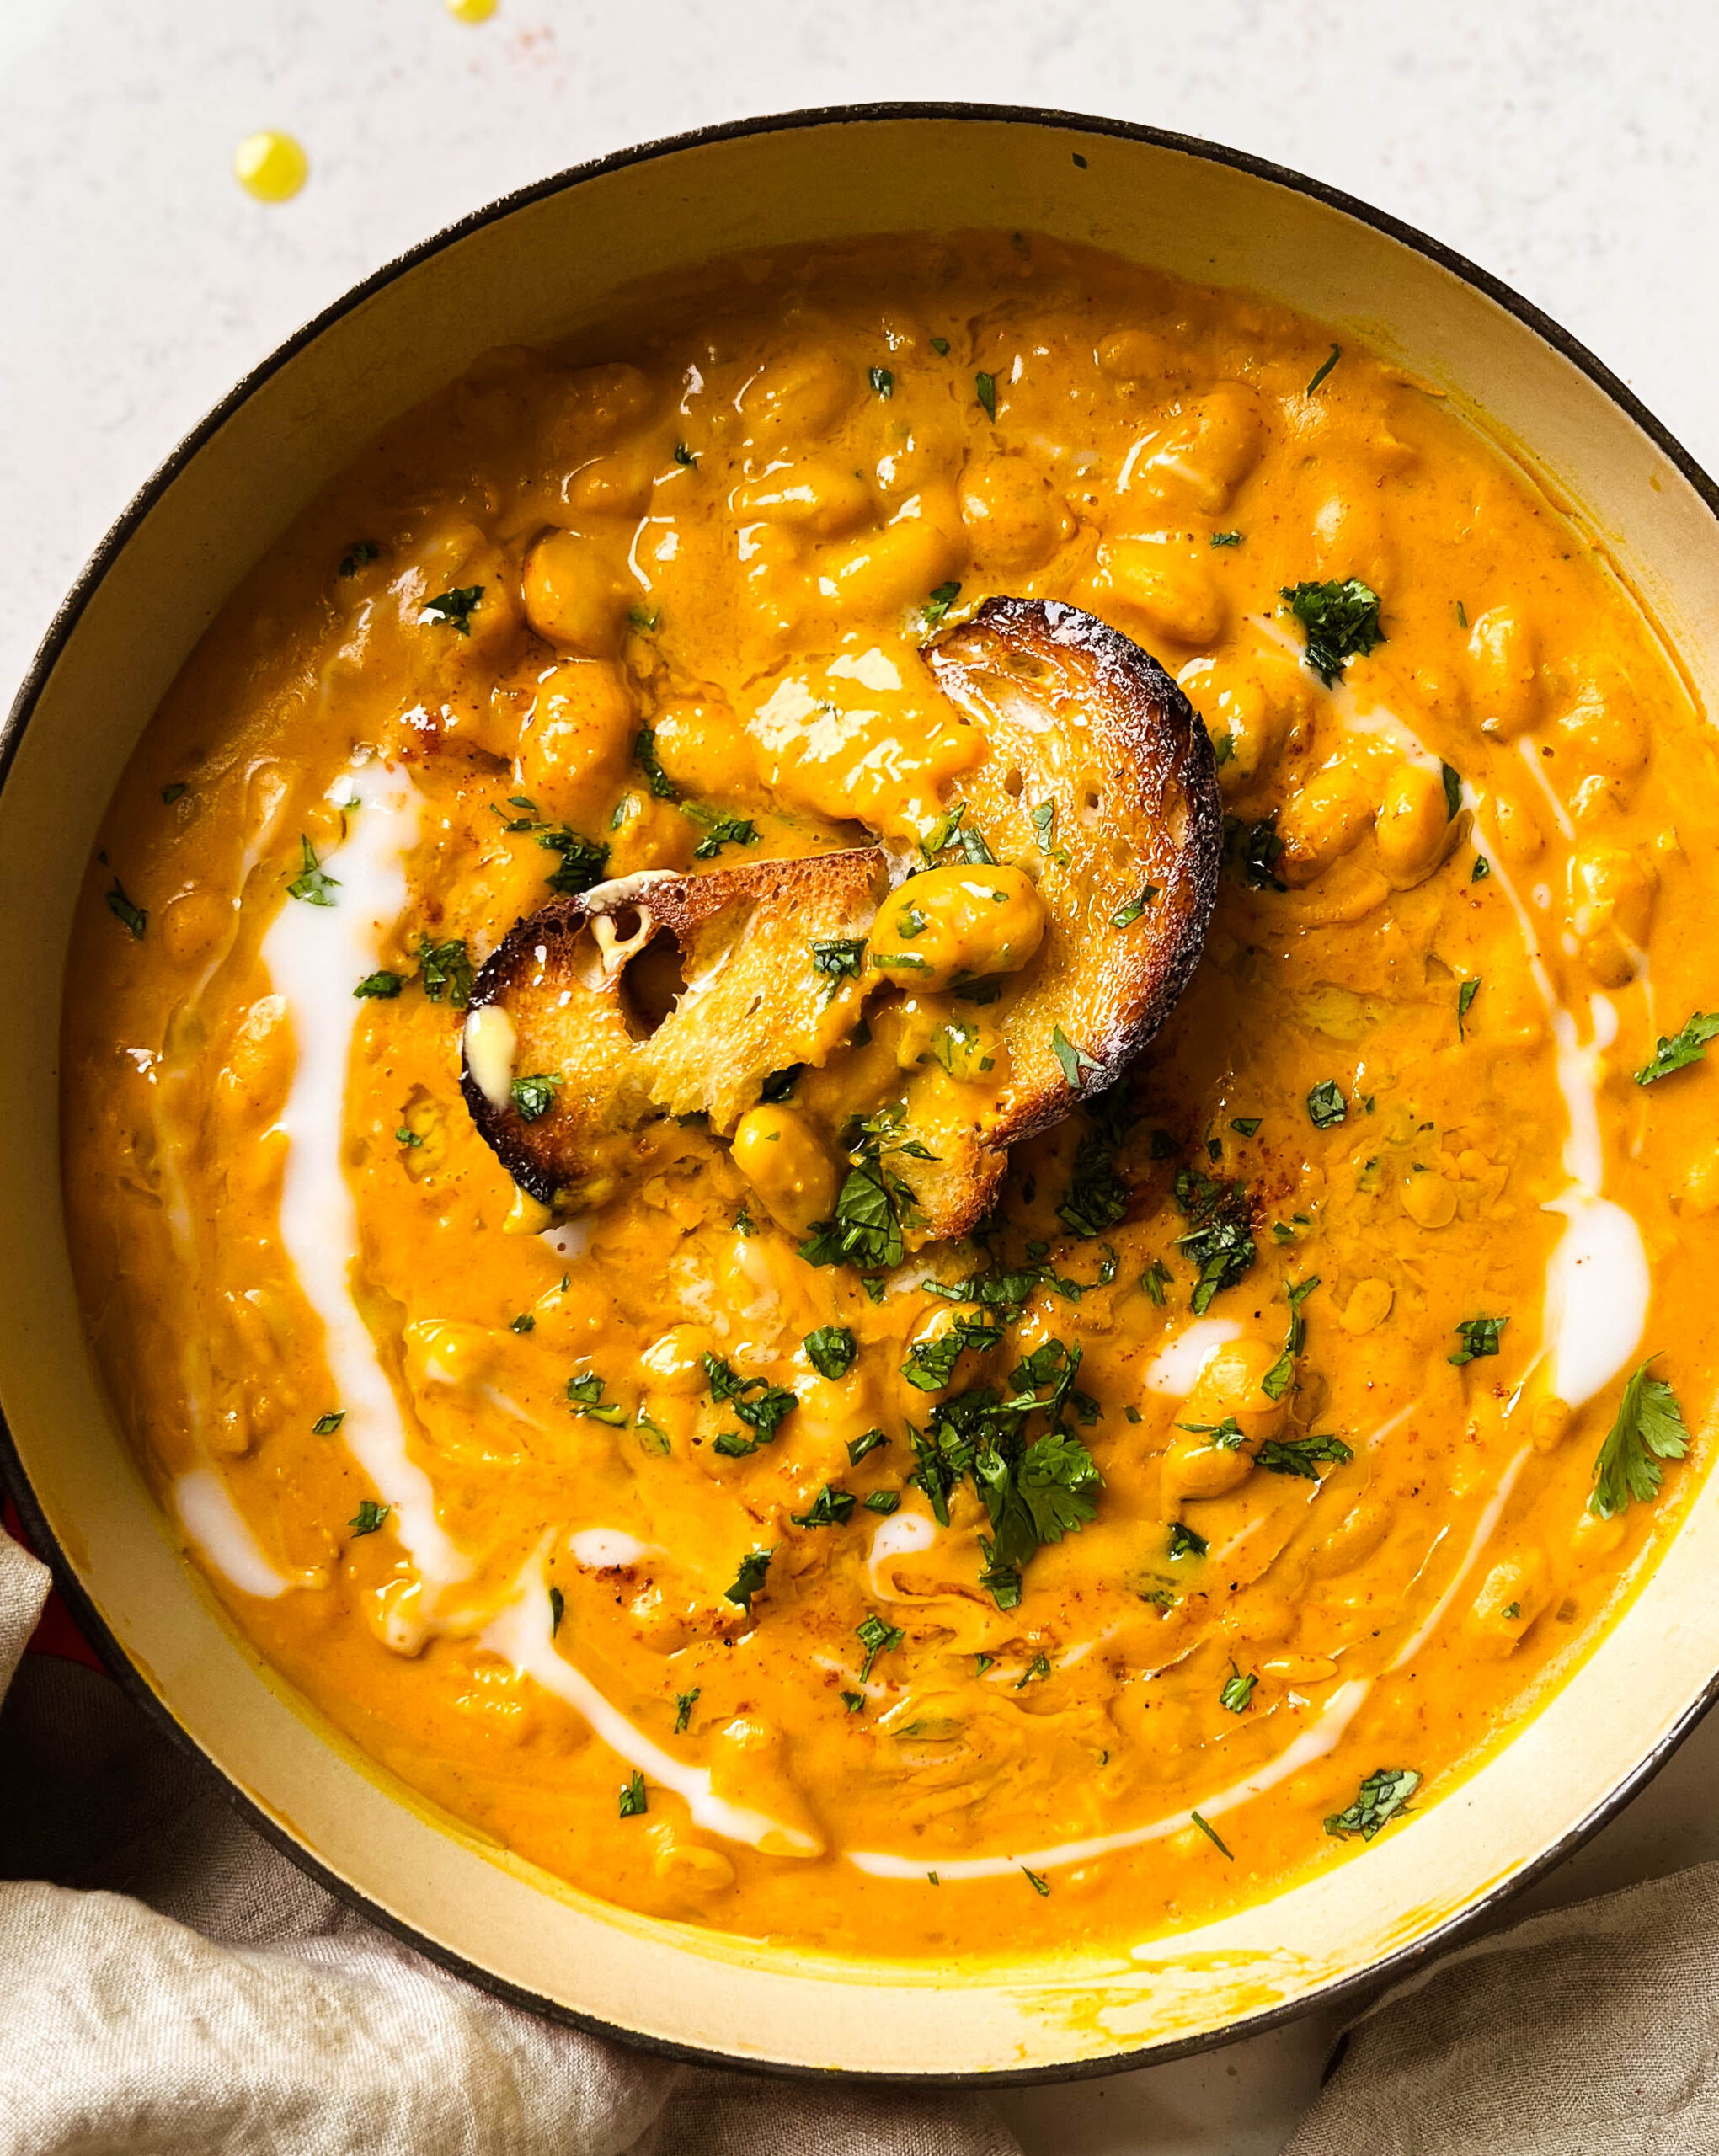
[
  {"xmin": 622, "ymin": 936, "xmax": 688, "ymax": 1038},
  {"xmin": 1082, "ymin": 787, "xmax": 1101, "ymax": 811}
]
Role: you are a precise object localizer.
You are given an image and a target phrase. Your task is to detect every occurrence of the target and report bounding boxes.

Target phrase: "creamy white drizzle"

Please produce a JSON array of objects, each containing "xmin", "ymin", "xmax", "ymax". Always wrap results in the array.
[
  {"xmin": 261, "ymin": 765, "xmax": 467, "ymax": 1595},
  {"xmin": 568, "ymin": 1528, "xmax": 655, "ymax": 1570},
  {"xmin": 867, "ymin": 1508, "xmax": 939, "ymax": 1598},
  {"xmin": 484, "ymin": 1557, "xmax": 814, "ymax": 1854},
  {"xmin": 1142, "ymin": 1318, "xmax": 1242, "ymax": 1396},
  {"xmin": 845, "ymin": 1678, "xmax": 1373, "ymax": 1881},
  {"xmin": 174, "ymin": 1469, "xmax": 288, "ymax": 1599},
  {"xmin": 1390, "ymin": 1447, "xmax": 1531, "ymax": 1669}
]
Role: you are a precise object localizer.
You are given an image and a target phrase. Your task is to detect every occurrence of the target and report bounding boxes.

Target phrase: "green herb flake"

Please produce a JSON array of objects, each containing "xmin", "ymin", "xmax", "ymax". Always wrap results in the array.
[
  {"xmin": 422, "ymin": 584, "xmax": 484, "ymax": 634},
  {"xmin": 792, "ymin": 1486, "xmax": 857, "ymax": 1528},
  {"xmin": 627, "ymin": 604, "xmax": 660, "ymax": 632},
  {"xmin": 1471, "ymin": 855, "xmax": 1492, "ymax": 883},
  {"xmin": 286, "ymin": 835, "xmax": 339, "ymax": 908},
  {"xmin": 726, "ymin": 1548, "xmax": 774, "ymax": 1612},
  {"xmin": 354, "ymin": 970, "xmax": 403, "ymax": 1000},
  {"xmin": 1457, "ymin": 978, "xmax": 1481, "ymax": 1039},
  {"xmin": 1230, "ymin": 1116, "xmax": 1262, "ymax": 1137},
  {"xmin": 105, "ymin": 880, "xmax": 147, "ymax": 939},
  {"xmin": 847, "ymin": 1428, "xmax": 889, "ymax": 1466},
  {"xmin": 311, "ymin": 1410, "xmax": 345, "ymax": 1435},
  {"xmin": 1015, "ymin": 1652, "xmax": 1052, "ymax": 1689},
  {"xmin": 921, "ymin": 579, "xmax": 962, "ymax": 628},
  {"xmin": 1635, "ymin": 1011, "xmax": 1719, "ymax": 1086},
  {"xmin": 1305, "ymin": 1080, "xmax": 1347, "ymax": 1129},
  {"xmin": 1210, "ymin": 530, "xmax": 1242, "ymax": 547},
  {"xmin": 1022, "ymin": 1866, "xmax": 1051, "ymax": 1897},
  {"xmin": 976, "ymin": 371, "xmax": 997, "ymax": 420},
  {"xmin": 510, "ymin": 1071, "xmax": 562, "ymax": 1123},
  {"xmin": 704, "ymin": 1353, "xmax": 798, "ymax": 1443},
  {"xmin": 863, "ymin": 1489, "xmax": 900, "ymax": 1514},
  {"xmin": 1191, "ymin": 1809, "xmax": 1233, "ymax": 1859},
  {"xmin": 534, "ymin": 825, "xmax": 610, "ymax": 897},
  {"xmin": 673, "ymin": 440, "xmax": 698, "ymax": 467},
  {"xmin": 868, "ymin": 365, "xmax": 894, "ymax": 398},
  {"xmin": 1440, "ymin": 761, "xmax": 1464, "ymax": 820},
  {"xmin": 804, "ymin": 1325, "xmax": 857, "ymax": 1381},
  {"xmin": 681, "ymin": 804, "xmax": 758, "ymax": 860},
  {"xmin": 1229, "ymin": 812, "xmax": 1287, "ymax": 891},
  {"xmin": 394, "ymin": 1127, "xmax": 421, "ymax": 1148},
  {"xmin": 349, "ymin": 1499, "xmax": 389, "ymax": 1537},
  {"xmin": 1031, "ymin": 798, "xmax": 1071, "ymax": 868},
  {"xmin": 633, "ymin": 728, "xmax": 679, "ymax": 801},
  {"xmin": 1141, "ymin": 1258, "xmax": 1172, "ymax": 1306},
  {"xmin": 1325, "ymin": 1766, "xmax": 1420, "ymax": 1842},
  {"xmin": 549, "ymin": 1584, "xmax": 565, "ymax": 1635},
  {"xmin": 1168, "ymin": 1522, "xmax": 1208, "ymax": 1561},
  {"xmin": 1256, "ymin": 1433, "xmax": 1354, "ymax": 1480},
  {"xmin": 1220, "ymin": 1664, "xmax": 1257, "ymax": 1714},
  {"xmin": 857, "ymin": 1610, "xmax": 905, "ymax": 1680},
  {"xmin": 1280, "ymin": 578, "xmax": 1385, "ymax": 686},
  {"xmin": 1449, "ymin": 1315, "xmax": 1507, "ymax": 1367},
  {"xmin": 1590, "ymin": 1356, "xmax": 1690, "ymax": 1519},
  {"xmin": 1305, "ymin": 342, "xmax": 1343, "ymax": 395},
  {"xmin": 339, "ymin": 540, "xmax": 380, "ymax": 577},
  {"xmin": 567, "ymin": 1370, "xmax": 627, "ymax": 1426},
  {"xmin": 618, "ymin": 1770, "xmax": 648, "ymax": 1818},
  {"xmin": 161, "ymin": 782, "xmax": 188, "ymax": 805},
  {"xmin": 1052, "ymin": 1027, "xmax": 1102, "ymax": 1088},
  {"xmin": 931, "ymin": 336, "xmax": 951, "ymax": 356},
  {"xmin": 1111, "ymin": 883, "xmax": 1160, "ymax": 927},
  {"xmin": 841, "ymin": 1690, "xmax": 866, "ymax": 1714}
]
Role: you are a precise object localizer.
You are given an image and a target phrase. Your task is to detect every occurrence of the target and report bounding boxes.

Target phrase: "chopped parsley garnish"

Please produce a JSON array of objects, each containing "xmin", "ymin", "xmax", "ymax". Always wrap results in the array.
[
  {"xmin": 1457, "ymin": 978, "xmax": 1481, "ymax": 1039},
  {"xmin": 1167, "ymin": 1522, "xmax": 1207, "ymax": 1561},
  {"xmin": 354, "ymin": 970, "xmax": 403, "ymax": 999},
  {"xmin": 1031, "ymin": 798, "xmax": 1070, "ymax": 868},
  {"xmin": 857, "ymin": 1611, "xmax": 905, "ymax": 1680},
  {"xmin": 162, "ymin": 782, "xmax": 188, "ymax": 805},
  {"xmin": 1256, "ymin": 1433, "xmax": 1353, "ymax": 1480},
  {"xmin": 726, "ymin": 1549, "xmax": 773, "ymax": 1612},
  {"xmin": 617, "ymin": 1770, "xmax": 648, "ymax": 1817},
  {"xmin": 848, "ymin": 1428, "xmax": 889, "ymax": 1465},
  {"xmin": 1022, "ymin": 1867, "xmax": 1050, "ymax": 1897},
  {"xmin": 798, "ymin": 1125, "xmax": 922, "ymax": 1274},
  {"xmin": 901, "ymin": 1315, "xmax": 1004, "ymax": 1392},
  {"xmin": 703, "ymin": 1353, "xmax": 798, "ymax": 1444},
  {"xmin": 510, "ymin": 1071, "xmax": 561, "ymax": 1123},
  {"xmin": 1325, "ymin": 1766, "xmax": 1419, "ymax": 1842},
  {"xmin": 922, "ymin": 579, "xmax": 961, "ymax": 628},
  {"xmin": 792, "ymin": 1486, "xmax": 857, "ymax": 1528},
  {"xmin": 868, "ymin": 365, "xmax": 894, "ymax": 397},
  {"xmin": 975, "ymin": 371, "xmax": 997, "ymax": 419},
  {"xmin": 1179, "ymin": 1415, "xmax": 1248, "ymax": 1449},
  {"xmin": 349, "ymin": 1500, "xmax": 389, "ymax": 1536},
  {"xmin": 1051, "ymin": 1027, "xmax": 1102, "ymax": 1088},
  {"xmin": 1231, "ymin": 1117, "xmax": 1262, "ymax": 1137},
  {"xmin": 1280, "ymin": 578, "xmax": 1385, "ymax": 686},
  {"xmin": 1229, "ymin": 812, "xmax": 1286, "ymax": 891},
  {"xmin": 681, "ymin": 804, "xmax": 759, "ymax": 860},
  {"xmin": 1261, "ymin": 1275, "xmax": 1319, "ymax": 1402},
  {"xmin": 673, "ymin": 440, "xmax": 697, "ymax": 467},
  {"xmin": 422, "ymin": 584, "xmax": 483, "ymax": 633},
  {"xmin": 810, "ymin": 937, "xmax": 867, "ymax": 982},
  {"xmin": 921, "ymin": 801, "xmax": 996, "ymax": 865},
  {"xmin": 931, "ymin": 336, "xmax": 951, "ymax": 355},
  {"xmin": 1173, "ymin": 1166, "xmax": 1256, "ymax": 1314},
  {"xmin": 633, "ymin": 728, "xmax": 678, "ymax": 800},
  {"xmin": 567, "ymin": 1371, "xmax": 627, "ymax": 1425},
  {"xmin": 1305, "ymin": 342, "xmax": 1343, "ymax": 395},
  {"xmin": 1211, "ymin": 530, "xmax": 1242, "ymax": 547},
  {"xmin": 535, "ymin": 824, "xmax": 610, "ymax": 896},
  {"xmin": 1471, "ymin": 854, "xmax": 1492, "ymax": 883},
  {"xmin": 1589, "ymin": 1356, "xmax": 1689, "ymax": 1519},
  {"xmin": 674, "ymin": 1689, "xmax": 699, "ymax": 1733},
  {"xmin": 1635, "ymin": 1010, "xmax": 1719, "ymax": 1086},
  {"xmin": 842, "ymin": 1690, "xmax": 866, "ymax": 1713},
  {"xmin": 627, "ymin": 604, "xmax": 660, "ymax": 632},
  {"xmin": 105, "ymin": 879, "xmax": 147, "ymax": 938},
  {"xmin": 414, "ymin": 936, "xmax": 476, "ymax": 1006},
  {"xmin": 311, "ymin": 1410, "xmax": 346, "ymax": 1436},
  {"xmin": 895, "ymin": 903, "xmax": 929, "ymax": 940},
  {"xmin": 1220, "ymin": 1665, "xmax": 1257, "ymax": 1714},
  {"xmin": 339, "ymin": 539, "xmax": 379, "ymax": 577},
  {"xmin": 1440, "ymin": 761, "xmax": 1464, "ymax": 820},
  {"xmin": 803, "ymin": 1326, "xmax": 857, "ymax": 1380},
  {"xmin": 1056, "ymin": 1118, "xmax": 1131, "ymax": 1240},
  {"xmin": 864, "ymin": 1490, "xmax": 900, "ymax": 1514},
  {"xmin": 395, "ymin": 1127, "xmax": 421, "ymax": 1147},
  {"xmin": 1305, "ymin": 1081, "xmax": 1347, "ymax": 1129},
  {"xmin": 549, "ymin": 1585, "xmax": 564, "ymax": 1634},
  {"xmin": 1141, "ymin": 1258, "xmax": 1172, "ymax": 1305},
  {"xmin": 1015, "ymin": 1653, "xmax": 1052, "ymax": 1689},
  {"xmin": 1212, "ymin": 731, "xmax": 1236, "ymax": 767},
  {"xmin": 1111, "ymin": 884, "xmax": 1159, "ymax": 927},
  {"xmin": 286, "ymin": 835, "xmax": 338, "ymax": 906},
  {"xmin": 761, "ymin": 1065, "xmax": 803, "ymax": 1102},
  {"xmin": 1190, "ymin": 1810, "xmax": 1233, "ymax": 1859},
  {"xmin": 1449, "ymin": 1315, "xmax": 1507, "ymax": 1367}
]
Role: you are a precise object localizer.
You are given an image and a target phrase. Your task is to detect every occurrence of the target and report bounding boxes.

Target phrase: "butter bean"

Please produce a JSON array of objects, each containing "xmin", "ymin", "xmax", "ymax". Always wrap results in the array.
[
  {"xmin": 1468, "ymin": 604, "xmax": 1541, "ymax": 739},
  {"xmin": 521, "ymin": 527, "xmax": 635, "ymax": 656},
  {"xmin": 1375, "ymin": 760, "xmax": 1455, "ymax": 887},
  {"xmin": 868, "ymin": 864, "xmax": 1046, "ymax": 993},
  {"xmin": 730, "ymin": 1105, "xmax": 839, "ymax": 1236},
  {"xmin": 1089, "ymin": 534, "xmax": 1225, "ymax": 647},
  {"xmin": 960, "ymin": 456, "xmax": 1075, "ymax": 573}
]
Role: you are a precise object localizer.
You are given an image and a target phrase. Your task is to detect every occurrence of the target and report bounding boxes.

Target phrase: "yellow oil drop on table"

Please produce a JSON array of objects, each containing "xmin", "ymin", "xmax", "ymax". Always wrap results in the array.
[
  {"xmin": 232, "ymin": 131, "xmax": 307, "ymax": 204},
  {"xmin": 446, "ymin": 0, "xmax": 498, "ymax": 21}
]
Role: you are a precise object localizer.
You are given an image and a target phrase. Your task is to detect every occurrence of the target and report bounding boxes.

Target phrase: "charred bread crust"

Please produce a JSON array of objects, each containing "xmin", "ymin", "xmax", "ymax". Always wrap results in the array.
[
  {"xmin": 907, "ymin": 598, "xmax": 1223, "ymax": 1235},
  {"xmin": 461, "ymin": 849, "xmax": 885, "ymax": 1208}
]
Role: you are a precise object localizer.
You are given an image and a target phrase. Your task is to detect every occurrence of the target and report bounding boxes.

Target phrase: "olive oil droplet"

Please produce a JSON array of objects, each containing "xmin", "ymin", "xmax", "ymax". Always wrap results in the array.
[
  {"xmin": 233, "ymin": 131, "xmax": 308, "ymax": 203},
  {"xmin": 446, "ymin": 0, "xmax": 498, "ymax": 20}
]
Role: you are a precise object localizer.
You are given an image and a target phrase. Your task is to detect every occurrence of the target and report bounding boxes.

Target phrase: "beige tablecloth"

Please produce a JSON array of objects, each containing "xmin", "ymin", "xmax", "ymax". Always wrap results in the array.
[{"xmin": 3, "ymin": 1524, "xmax": 1714, "ymax": 2154}]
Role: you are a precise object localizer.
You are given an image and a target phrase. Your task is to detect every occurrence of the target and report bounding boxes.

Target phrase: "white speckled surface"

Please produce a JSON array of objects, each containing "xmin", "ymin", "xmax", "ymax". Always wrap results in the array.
[{"xmin": 6, "ymin": 3, "xmax": 1719, "ymax": 2148}]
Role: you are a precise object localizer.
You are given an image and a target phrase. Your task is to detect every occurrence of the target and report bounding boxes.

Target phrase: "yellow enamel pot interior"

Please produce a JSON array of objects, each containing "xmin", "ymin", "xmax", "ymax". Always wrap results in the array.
[{"xmin": 5, "ymin": 107, "xmax": 1719, "ymax": 2079}]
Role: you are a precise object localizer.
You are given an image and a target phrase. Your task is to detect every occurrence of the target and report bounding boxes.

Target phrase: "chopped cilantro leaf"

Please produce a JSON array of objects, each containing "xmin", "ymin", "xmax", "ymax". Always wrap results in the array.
[
  {"xmin": 286, "ymin": 835, "xmax": 338, "ymax": 907},
  {"xmin": 567, "ymin": 1370, "xmax": 627, "ymax": 1426},
  {"xmin": 1441, "ymin": 761, "xmax": 1464, "ymax": 820},
  {"xmin": 549, "ymin": 1585, "xmax": 564, "ymax": 1634},
  {"xmin": 422, "ymin": 584, "xmax": 483, "ymax": 633},
  {"xmin": 847, "ymin": 1428, "xmax": 889, "ymax": 1465},
  {"xmin": 976, "ymin": 371, "xmax": 997, "ymax": 419},
  {"xmin": 312, "ymin": 1410, "xmax": 345, "ymax": 1435},
  {"xmin": 1211, "ymin": 530, "xmax": 1242, "ymax": 547},
  {"xmin": 726, "ymin": 1548, "xmax": 773, "ymax": 1612},
  {"xmin": 1168, "ymin": 1522, "xmax": 1207, "ymax": 1561},
  {"xmin": 1635, "ymin": 1011, "xmax": 1719, "ymax": 1086},
  {"xmin": 804, "ymin": 1325, "xmax": 857, "ymax": 1380},
  {"xmin": 1281, "ymin": 578, "xmax": 1385, "ymax": 686},
  {"xmin": 1031, "ymin": 798, "xmax": 1070, "ymax": 868},
  {"xmin": 1305, "ymin": 343, "xmax": 1342, "ymax": 395},
  {"xmin": 922, "ymin": 579, "xmax": 962, "ymax": 628},
  {"xmin": 536, "ymin": 825, "xmax": 610, "ymax": 896},
  {"xmin": 1590, "ymin": 1356, "xmax": 1690, "ymax": 1518},
  {"xmin": 810, "ymin": 937, "xmax": 866, "ymax": 983},
  {"xmin": 1173, "ymin": 1166, "xmax": 1256, "ymax": 1313},
  {"xmin": 1191, "ymin": 1809, "xmax": 1233, "ymax": 1858},
  {"xmin": 901, "ymin": 1316, "xmax": 1004, "ymax": 1392},
  {"xmin": 1325, "ymin": 1767, "xmax": 1419, "ymax": 1841},
  {"xmin": 105, "ymin": 880, "xmax": 147, "ymax": 938},
  {"xmin": 673, "ymin": 440, "xmax": 697, "ymax": 467},
  {"xmin": 792, "ymin": 1486, "xmax": 856, "ymax": 1528},
  {"xmin": 864, "ymin": 1490, "xmax": 900, "ymax": 1514},
  {"xmin": 857, "ymin": 1611, "xmax": 905, "ymax": 1680},
  {"xmin": 617, "ymin": 1770, "xmax": 648, "ymax": 1817},
  {"xmin": 921, "ymin": 801, "xmax": 996, "ymax": 865},
  {"xmin": 510, "ymin": 1071, "xmax": 561, "ymax": 1123},
  {"xmin": 338, "ymin": 540, "xmax": 379, "ymax": 577},
  {"xmin": 1457, "ymin": 977, "xmax": 1481, "ymax": 1039},
  {"xmin": 1256, "ymin": 1433, "xmax": 1353, "ymax": 1479},
  {"xmin": 354, "ymin": 970, "xmax": 403, "ymax": 1000},
  {"xmin": 161, "ymin": 782, "xmax": 188, "ymax": 804},
  {"xmin": 1051, "ymin": 1026, "xmax": 1102, "ymax": 1088},
  {"xmin": 681, "ymin": 804, "xmax": 758, "ymax": 860},
  {"xmin": 1220, "ymin": 1664, "xmax": 1257, "ymax": 1714},
  {"xmin": 1471, "ymin": 854, "xmax": 1492, "ymax": 883},
  {"xmin": 931, "ymin": 336, "xmax": 951, "ymax": 356},
  {"xmin": 1229, "ymin": 812, "xmax": 1286, "ymax": 891},
  {"xmin": 510, "ymin": 1313, "xmax": 536, "ymax": 1334},
  {"xmin": 674, "ymin": 1688, "xmax": 699, "ymax": 1733},
  {"xmin": 349, "ymin": 1500, "xmax": 389, "ymax": 1536},
  {"xmin": 1306, "ymin": 1081, "xmax": 1346, "ymax": 1129},
  {"xmin": 633, "ymin": 728, "xmax": 678, "ymax": 801},
  {"xmin": 868, "ymin": 365, "xmax": 894, "ymax": 398},
  {"xmin": 414, "ymin": 936, "xmax": 475, "ymax": 1006},
  {"xmin": 1449, "ymin": 1315, "xmax": 1507, "ymax": 1367},
  {"xmin": 1111, "ymin": 884, "xmax": 1160, "ymax": 927},
  {"xmin": 703, "ymin": 1353, "xmax": 798, "ymax": 1443}
]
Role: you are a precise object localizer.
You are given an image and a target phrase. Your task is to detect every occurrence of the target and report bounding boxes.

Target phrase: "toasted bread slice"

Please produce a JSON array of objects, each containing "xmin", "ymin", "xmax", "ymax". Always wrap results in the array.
[
  {"xmin": 896, "ymin": 597, "xmax": 1223, "ymax": 1235},
  {"xmin": 462, "ymin": 600, "xmax": 1220, "ymax": 1241},
  {"xmin": 461, "ymin": 849, "xmax": 886, "ymax": 1209}
]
